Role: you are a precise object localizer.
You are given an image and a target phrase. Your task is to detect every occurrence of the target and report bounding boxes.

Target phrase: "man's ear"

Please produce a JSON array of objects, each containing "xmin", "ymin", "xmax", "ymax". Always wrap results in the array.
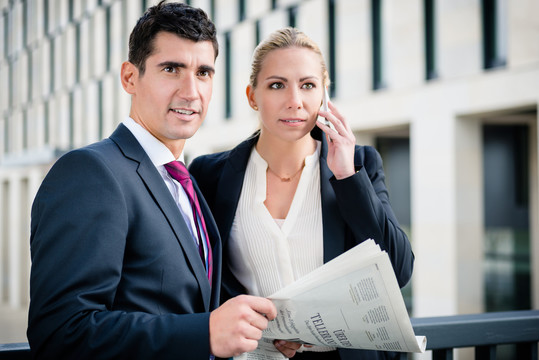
[
  {"xmin": 246, "ymin": 85, "xmax": 258, "ymax": 110},
  {"xmin": 121, "ymin": 61, "xmax": 138, "ymax": 94}
]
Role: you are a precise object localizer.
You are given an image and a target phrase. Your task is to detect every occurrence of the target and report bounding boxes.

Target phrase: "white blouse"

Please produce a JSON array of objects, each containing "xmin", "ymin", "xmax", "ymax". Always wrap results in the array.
[{"xmin": 228, "ymin": 142, "xmax": 324, "ymax": 298}]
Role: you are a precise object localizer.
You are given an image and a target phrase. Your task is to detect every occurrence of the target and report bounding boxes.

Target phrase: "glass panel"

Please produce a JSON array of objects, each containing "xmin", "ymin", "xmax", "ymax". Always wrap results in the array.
[
  {"xmin": 376, "ymin": 137, "xmax": 412, "ymax": 313},
  {"xmin": 483, "ymin": 125, "xmax": 530, "ymax": 314}
]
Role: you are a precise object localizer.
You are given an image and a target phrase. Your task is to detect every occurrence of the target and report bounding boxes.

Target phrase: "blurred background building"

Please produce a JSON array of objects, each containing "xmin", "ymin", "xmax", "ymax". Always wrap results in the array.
[{"xmin": 0, "ymin": 0, "xmax": 538, "ymax": 355}]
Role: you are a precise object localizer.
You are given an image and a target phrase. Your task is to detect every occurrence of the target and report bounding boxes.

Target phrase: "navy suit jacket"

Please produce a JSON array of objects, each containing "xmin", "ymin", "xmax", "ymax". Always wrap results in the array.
[
  {"xmin": 189, "ymin": 128, "xmax": 414, "ymax": 360},
  {"xmin": 28, "ymin": 124, "xmax": 222, "ymax": 359}
]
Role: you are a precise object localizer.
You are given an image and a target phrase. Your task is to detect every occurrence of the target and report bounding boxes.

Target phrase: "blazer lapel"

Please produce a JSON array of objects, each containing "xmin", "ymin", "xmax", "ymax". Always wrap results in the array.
[
  {"xmin": 110, "ymin": 124, "xmax": 212, "ymax": 309},
  {"xmin": 317, "ymin": 130, "xmax": 347, "ymax": 263},
  {"xmin": 213, "ymin": 135, "xmax": 258, "ymax": 244}
]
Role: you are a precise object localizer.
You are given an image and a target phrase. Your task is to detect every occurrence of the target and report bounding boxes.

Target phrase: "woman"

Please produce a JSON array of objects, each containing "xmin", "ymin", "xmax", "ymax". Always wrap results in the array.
[{"xmin": 190, "ymin": 27, "xmax": 414, "ymax": 360}]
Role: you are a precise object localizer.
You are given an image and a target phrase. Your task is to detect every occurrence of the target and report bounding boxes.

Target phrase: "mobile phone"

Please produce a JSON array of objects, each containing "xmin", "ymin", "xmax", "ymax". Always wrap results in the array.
[
  {"xmin": 318, "ymin": 88, "xmax": 335, "ymax": 130},
  {"xmin": 321, "ymin": 87, "xmax": 330, "ymax": 113}
]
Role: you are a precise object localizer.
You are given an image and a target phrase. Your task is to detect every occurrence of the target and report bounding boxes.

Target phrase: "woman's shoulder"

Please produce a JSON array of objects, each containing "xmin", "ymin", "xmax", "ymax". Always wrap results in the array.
[
  {"xmin": 189, "ymin": 149, "xmax": 232, "ymax": 178},
  {"xmin": 353, "ymin": 144, "xmax": 383, "ymax": 174},
  {"xmin": 353, "ymin": 144, "xmax": 381, "ymax": 161},
  {"xmin": 190, "ymin": 134, "xmax": 257, "ymax": 175}
]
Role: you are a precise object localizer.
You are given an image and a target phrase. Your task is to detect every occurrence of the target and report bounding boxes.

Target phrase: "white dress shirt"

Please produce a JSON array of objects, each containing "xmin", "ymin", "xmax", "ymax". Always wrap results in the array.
[{"xmin": 122, "ymin": 117, "xmax": 208, "ymax": 256}]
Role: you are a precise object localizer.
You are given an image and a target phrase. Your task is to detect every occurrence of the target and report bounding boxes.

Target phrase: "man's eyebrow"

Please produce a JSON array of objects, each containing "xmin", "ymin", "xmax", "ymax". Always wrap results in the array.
[
  {"xmin": 157, "ymin": 61, "xmax": 186, "ymax": 68},
  {"xmin": 156, "ymin": 61, "xmax": 215, "ymax": 74},
  {"xmin": 199, "ymin": 64, "xmax": 215, "ymax": 74}
]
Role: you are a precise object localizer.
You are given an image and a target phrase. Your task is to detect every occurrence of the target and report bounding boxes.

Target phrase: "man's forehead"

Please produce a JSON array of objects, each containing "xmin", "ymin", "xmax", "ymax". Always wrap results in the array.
[{"xmin": 150, "ymin": 33, "xmax": 216, "ymax": 64}]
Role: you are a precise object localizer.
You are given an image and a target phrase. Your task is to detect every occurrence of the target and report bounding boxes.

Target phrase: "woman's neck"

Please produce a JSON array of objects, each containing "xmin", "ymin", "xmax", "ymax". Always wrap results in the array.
[{"xmin": 255, "ymin": 130, "xmax": 316, "ymax": 174}]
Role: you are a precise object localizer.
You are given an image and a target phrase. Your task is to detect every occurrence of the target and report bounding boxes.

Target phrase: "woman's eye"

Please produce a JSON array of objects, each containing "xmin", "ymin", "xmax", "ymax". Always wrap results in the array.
[
  {"xmin": 270, "ymin": 82, "xmax": 284, "ymax": 89},
  {"xmin": 302, "ymin": 83, "xmax": 315, "ymax": 89}
]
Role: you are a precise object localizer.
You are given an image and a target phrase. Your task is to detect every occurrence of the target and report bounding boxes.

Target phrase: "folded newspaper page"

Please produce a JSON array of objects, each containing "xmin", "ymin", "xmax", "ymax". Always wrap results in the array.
[{"xmin": 234, "ymin": 239, "xmax": 426, "ymax": 360}]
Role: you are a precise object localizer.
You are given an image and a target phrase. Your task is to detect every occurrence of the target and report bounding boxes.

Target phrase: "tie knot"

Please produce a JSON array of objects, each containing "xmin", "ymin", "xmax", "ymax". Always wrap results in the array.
[{"xmin": 164, "ymin": 161, "xmax": 190, "ymax": 184}]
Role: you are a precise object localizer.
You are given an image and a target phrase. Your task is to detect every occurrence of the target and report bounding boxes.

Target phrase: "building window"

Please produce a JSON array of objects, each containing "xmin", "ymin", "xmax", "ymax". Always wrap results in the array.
[
  {"xmin": 75, "ymin": 23, "xmax": 81, "ymax": 83},
  {"xmin": 371, "ymin": 0, "xmax": 385, "ymax": 90},
  {"xmin": 105, "ymin": 6, "xmax": 111, "ymax": 72},
  {"xmin": 483, "ymin": 124, "xmax": 530, "ymax": 359},
  {"xmin": 2, "ymin": 117, "xmax": 7, "ymax": 153},
  {"xmin": 376, "ymin": 136, "xmax": 412, "ymax": 312},
  {"xmin": 98, "ymin": 80, "xmax": 103, "ymax": 140},
  {"xmin": 287, "ymin": 5, "xmax": 297, "ymax": 28},
  {"xmin": 68, "ymin": 0, "xmax": 74, "ymax": 22},
  {"xmin": 255, "ymin": 19, "xmax": 261, "ymax": 47},
  {"xmin": 483, "ymin": 124, "xmax": 530, "ymax": 312},
  {"xmin": 210, "ymin": 0, "xmax": 215, "ymax": 21},
  {"xmin": 3, "ymin": 10, "xmax": 8, "ymax": 61},
  {"xmin": 44, "ymin": 0, "xmax": 49, "ymax": 35},
  {"xmin": 44, "ymin": 100, "xmax": 49, "ymax": 145},
  {"xmin": 7, "ymin": 62, "xmax": 12, "ymax": 109},
  {"xmin": 22, "ymin": 0, "xmax": 28, "ymax": 48},
  {"xmin": 68, "ymin": 91, "xmax": 74, "ymax": 149},
  {"xmin": 239, "ymin": 0, "xmax": 246, "ymax": 22},
  {"xmin": 224, "ymin": 31, "xmax": 231, "ymax": 119},
  {"xmin": 482, "ymin": 0, "xmax": 507, "ymax": 69},
  {"xmin": 23, "ymin": 109, "xmax": 28, "ymax": 150},
  {"xmin": 27, "ymin": 49, "xmax": 33, "ymax": 102},
  {"xmin": 271, "ymin": 0, "xmax": 277, "ymax": 10},
  {"xmin": 328, "ymin": 0, "xmax": 336, "ymax": 97},
  {"xmin": 49, "ymin": 37, "xmax": 55, "ymax": 93},
  {"xmin": 424, "ymin": 0, "xmax": 438, "ymax": 80}
]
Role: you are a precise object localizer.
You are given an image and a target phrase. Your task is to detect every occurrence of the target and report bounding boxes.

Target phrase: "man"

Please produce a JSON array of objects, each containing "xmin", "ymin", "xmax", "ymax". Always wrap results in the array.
[{"xmin": 27, "ymin": 2, "xmax": 283, "ymax": 359}]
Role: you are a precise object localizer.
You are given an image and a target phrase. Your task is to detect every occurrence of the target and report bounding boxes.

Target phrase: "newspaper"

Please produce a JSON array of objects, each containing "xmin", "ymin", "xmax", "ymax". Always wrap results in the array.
[{"xmin": 234, "ymin": 239, "xmax": 426, "ymax": 359}]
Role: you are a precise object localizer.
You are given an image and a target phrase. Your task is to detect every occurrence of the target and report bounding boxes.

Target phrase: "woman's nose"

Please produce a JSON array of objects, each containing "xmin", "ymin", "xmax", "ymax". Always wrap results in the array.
[{"xmin": 286, "ymin": 88, "xmax": 302, "ymax": 109}]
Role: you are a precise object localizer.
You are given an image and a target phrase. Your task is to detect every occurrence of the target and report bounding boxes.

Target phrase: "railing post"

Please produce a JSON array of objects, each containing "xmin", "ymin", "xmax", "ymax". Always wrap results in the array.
[
  {"xmin": 476, "ymin": 345, "xmax": 496, "ymax": 360},
  {"xmin": 516, "ymin": 341, "xmax": 538, "ymax": 360},
  {"xmin": 432, "ymin": 348, "xmax": 453, "ymax": 360}
]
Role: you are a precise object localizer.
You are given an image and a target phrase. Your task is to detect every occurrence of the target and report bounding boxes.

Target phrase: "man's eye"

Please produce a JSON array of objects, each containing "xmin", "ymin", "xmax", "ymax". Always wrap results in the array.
[
  {"xmin": 270, "ymin": 82, "xmax": 284, "ymax": 89},
  {"xmin": 198, "ymin": 70, "xmax": 209, "ymax": 77},
  {"xmin": 164, "ymin": 67, "xmax": 176, "ymax": 73}
]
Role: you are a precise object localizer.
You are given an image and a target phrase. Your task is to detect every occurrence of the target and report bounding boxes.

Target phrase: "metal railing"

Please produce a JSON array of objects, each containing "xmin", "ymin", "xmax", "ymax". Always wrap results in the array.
[
  {"xmin": 401, "ymin": 310, "xmax": 539, "ymax": 360},
  {"xmin": 1, "ymin": 310, "xmax": 538, "ymax": 360}
]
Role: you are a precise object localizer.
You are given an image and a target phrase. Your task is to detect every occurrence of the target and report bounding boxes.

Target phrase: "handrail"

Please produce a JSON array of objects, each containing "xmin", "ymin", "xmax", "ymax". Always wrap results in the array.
[
  {"xmin": 401, "ymin": 310, "xmax": 539, "ymax": 360},
  {"xmin": 1, "ymin": 310, "xmax": 538, "ymax": 359},
  {"xmin": 0, "ymin": 342, "xmax": 30, "ymax": 360}
]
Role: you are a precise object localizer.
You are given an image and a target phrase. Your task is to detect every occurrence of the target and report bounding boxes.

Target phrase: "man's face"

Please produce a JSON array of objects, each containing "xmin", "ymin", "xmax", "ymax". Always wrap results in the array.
[{"xmin": 123, "ymin": 31, "xmax": 215, "ymax": 155}]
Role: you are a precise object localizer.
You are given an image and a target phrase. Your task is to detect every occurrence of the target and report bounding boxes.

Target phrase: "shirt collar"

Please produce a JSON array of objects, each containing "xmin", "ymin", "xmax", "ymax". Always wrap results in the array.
[{"xmin": 122, "ymin": 116, "xmax": 184, "ymax": 166}]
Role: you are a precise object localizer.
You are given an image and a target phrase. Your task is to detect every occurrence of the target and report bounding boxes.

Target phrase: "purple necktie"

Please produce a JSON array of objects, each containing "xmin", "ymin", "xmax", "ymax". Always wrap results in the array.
[{"xmin": 164, "ymin": 161, "xmax": 212, "ymax": 285}]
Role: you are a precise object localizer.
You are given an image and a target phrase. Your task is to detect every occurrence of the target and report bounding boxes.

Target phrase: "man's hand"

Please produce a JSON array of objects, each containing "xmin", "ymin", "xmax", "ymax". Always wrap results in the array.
[{"xmin": 209, "ymin": 295, "xmax": 277, "ymax": 358}]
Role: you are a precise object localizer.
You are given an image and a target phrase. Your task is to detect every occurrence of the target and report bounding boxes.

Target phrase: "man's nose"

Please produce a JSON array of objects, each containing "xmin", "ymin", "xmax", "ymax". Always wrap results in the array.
[{"xmin": 176, "ymin": 74, "xmax": 198, "ymax": 101}]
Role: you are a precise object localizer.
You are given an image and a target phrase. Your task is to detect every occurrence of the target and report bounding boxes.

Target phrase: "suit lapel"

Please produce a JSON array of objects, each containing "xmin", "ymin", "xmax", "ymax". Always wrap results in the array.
[{"xmin": 110, "ymin": 124, "xmax": 212, "ymax": 309}]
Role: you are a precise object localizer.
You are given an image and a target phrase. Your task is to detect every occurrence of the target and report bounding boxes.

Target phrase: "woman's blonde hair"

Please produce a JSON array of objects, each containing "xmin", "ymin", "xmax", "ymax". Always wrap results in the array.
[{"xmin": 249, "ymin": 27, "xmax": 330, "ymax": 89}]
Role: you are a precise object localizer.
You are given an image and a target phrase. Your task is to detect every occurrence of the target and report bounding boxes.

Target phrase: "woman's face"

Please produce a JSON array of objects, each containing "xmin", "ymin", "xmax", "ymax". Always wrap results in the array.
[{"xmin": 247, "ymin": 47, "xmax": 324, "ymax": 143}]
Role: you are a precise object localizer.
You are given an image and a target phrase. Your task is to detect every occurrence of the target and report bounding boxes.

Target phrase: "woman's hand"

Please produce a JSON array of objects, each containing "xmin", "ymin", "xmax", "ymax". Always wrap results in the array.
[
  {"xmin": 273, "ymin": 340, "xmax": 302, "ymax": 358},
  {"xmin": 317, "ymin": 101, "xmax": 356, "ymax": 179}
]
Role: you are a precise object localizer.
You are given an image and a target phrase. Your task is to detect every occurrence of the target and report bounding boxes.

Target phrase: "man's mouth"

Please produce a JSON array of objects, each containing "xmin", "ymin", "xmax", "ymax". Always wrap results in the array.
[{"xmin": 171, "ymin": 109, "xmax": 195, "ymax": 115}]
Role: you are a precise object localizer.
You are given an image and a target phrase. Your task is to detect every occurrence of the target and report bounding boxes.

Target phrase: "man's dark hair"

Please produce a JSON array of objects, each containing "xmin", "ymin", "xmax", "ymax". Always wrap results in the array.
[{"xmin": 128, "ymin": 1, "xmax": 218, "ymax": 74}]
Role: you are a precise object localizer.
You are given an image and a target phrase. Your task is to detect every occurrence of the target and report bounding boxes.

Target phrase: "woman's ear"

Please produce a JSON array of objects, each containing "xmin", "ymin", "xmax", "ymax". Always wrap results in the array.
[{"xmin": 246, "ymin": 85, "xmax": 258, "ymax": 111}]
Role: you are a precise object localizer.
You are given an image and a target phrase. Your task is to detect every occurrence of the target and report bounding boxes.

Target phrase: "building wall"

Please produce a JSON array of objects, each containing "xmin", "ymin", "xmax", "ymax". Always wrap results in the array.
[{"xmin": 1, "ymin": 0, "xmax": 538, "ymax": 342}]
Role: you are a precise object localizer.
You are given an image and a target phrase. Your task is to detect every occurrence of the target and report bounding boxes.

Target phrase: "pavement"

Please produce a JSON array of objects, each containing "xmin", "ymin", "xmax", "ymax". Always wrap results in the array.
[{"xmin": 0, "ymin": 304, "xmax": 28, "ymax": 344}]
